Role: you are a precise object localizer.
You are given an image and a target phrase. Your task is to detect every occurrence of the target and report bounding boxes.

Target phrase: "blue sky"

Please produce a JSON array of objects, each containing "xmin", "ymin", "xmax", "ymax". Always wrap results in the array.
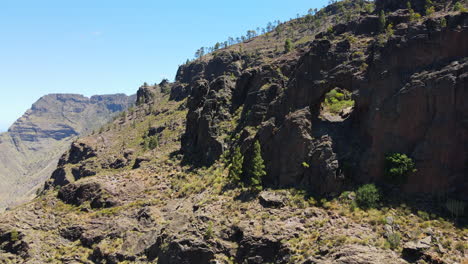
[{"xmin": 0, "ymin": 0, "xmax": 329, "ymax": 132}]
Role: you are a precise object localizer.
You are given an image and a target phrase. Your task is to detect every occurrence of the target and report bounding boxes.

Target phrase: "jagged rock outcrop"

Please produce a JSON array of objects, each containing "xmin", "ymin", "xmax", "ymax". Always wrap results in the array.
[
  {"xmin": 58, "ymin": 182, "xmax": 103, "ymax": 206},
  {"xmin": 180, "ymin": 10, "xmax": 468, "ymax": 198},
  {"xmin": 182, "ymin": 77, "xmax": 236, "ymax": 164},
  {"xmin": 137, "ymin": 84, "xmax": 161, "ymax": 105},
  {"xmin": 0, "ymin": 93, "xmax": 135, "ymax": 211},
  {"xmin": 176, "ymin": 51, "xmax": 243, "ymax": 84},
  {"xmin": 0, "ymin": 228, "xmax": 29, "ymax": 259}
]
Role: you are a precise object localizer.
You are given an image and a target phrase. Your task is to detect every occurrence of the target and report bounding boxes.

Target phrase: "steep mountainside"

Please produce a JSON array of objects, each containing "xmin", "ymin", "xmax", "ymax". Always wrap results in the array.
[
  {"xmin": 0, "ymin": 94, "xmax": 135, "ymax": 210},
  {"xmin": 0, "ymin": 0, "xmax": 467, "ymax": 263}
]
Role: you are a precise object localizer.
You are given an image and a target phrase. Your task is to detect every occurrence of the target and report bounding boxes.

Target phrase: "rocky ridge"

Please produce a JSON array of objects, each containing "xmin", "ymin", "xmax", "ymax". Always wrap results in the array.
[
  {"xmin": 0, "ymin": 93, "xmax": 135, "ymax": 211},
  {"xmin": 0, "ymin": 0, "xmax": 467, "ymax": 263}
]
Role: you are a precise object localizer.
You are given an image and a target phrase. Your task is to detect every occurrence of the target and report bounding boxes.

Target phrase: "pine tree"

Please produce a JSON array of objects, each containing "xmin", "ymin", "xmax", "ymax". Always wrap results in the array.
[
  {"xmin": 228, "ymin": 147, "xmax": 243, "ymax": 185},
  {"xmin": 378, "ymin": 11, "xmax": 387, "ymax": 33},
  {"xmin": 243, "ymin": 140, "xmax": 266, "ymax": 191},
  {"xmin": 148, "ymin": 136, "xmax": 158, "ymax": 150},
  {"xmin": 284, "ymin": 39, "xmax": 293, "ymax": 53}
]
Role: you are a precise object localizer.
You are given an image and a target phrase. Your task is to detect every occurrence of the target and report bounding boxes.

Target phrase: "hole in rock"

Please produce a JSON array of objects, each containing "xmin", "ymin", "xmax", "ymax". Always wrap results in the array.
[{"xmin": 319, "ymin": 87, "xmax": 355, "ymax": 122}]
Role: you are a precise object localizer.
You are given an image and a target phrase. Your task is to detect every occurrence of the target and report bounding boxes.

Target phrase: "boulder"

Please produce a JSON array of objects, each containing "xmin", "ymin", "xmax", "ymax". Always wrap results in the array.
[
  {"xmin": 59, "ymin": 226, "xmax": 84, "ymax": 241},
  {"xmin": 148, "ymin": 126, "xmax": 166, "ymax": 137},
  {"xmin": 71, "ymin": 160, "xmax": 98, "ymax": 180},
  {"xmin": 133, "ymin": 156, "xmax": 151, "ymax": 169},
  {"xmin": 402, "ymin": 237, "xmax": 432, "ymax": 261},
  {"xmin": 90, "ymin": 193, "xmax": 119, "ymax": 209},
  {"xmin": 63, "ymin": 142, "xmax": 97, "ymax": 165},
  {"xmin": 258, "ymin": 191, "xmax": 286, "ymax": 208},
  {"xmin": 57, "ymin": 182, "xmax": 102, "ymax": 206},
  {"xmin": 236, "ymin": 235, "xmax": 290, "ymax": 264},
  {"xmin": 331, "ymin": 244, "xmax": 406, "ymax": 264},
  {"xmin": 158, "ymin": 238, "xmax": 216, "ymax": 264},
  {"xmin": 80, "ymin": 230, "xmax": 105, "ymax": 248},
  {"xmin": 109, "ymin": 157, "xmax": 128, "ymax": 169}
]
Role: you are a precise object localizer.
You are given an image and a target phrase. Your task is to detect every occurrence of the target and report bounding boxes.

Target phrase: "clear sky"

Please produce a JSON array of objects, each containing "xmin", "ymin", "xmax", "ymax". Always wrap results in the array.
[{"xmin": 0, "ymin": 0, "xmax": 329, "ymax": 132}]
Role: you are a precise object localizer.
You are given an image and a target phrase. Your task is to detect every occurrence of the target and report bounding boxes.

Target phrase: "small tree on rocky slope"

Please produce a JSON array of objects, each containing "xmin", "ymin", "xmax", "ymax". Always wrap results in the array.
[
  {"xmin": 284, "ymin": 38, "xmax": 293, "ymax": 53},
  {"xmin": 243, "ymin": 140, "xmax": 266, "ymax": 191},
  {"xmin": 228, "ymin": 147, "xmax": 243, "ymax": 185},
  {"xmin": 384, "ymin": 153, "xmax": 416, "ymax": 185},
  {"xmin": 378, "ymin": 10, "xmax": 386, "ymax": 33}
]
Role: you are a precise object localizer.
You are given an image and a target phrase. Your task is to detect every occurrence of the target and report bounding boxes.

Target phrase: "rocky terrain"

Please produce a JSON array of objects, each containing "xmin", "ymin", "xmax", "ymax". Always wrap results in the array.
[
  {"xmin": 0, "ymin": 94, "xmax": 135, "ymax": 210},
  {"xmin": 0, "ymin": 0, "xmax": 467, "ymax": 263}
]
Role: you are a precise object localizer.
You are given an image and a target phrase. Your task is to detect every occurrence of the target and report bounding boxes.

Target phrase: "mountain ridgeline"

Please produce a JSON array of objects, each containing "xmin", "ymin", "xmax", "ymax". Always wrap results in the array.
[
  {"xmin": 0, "ymin": 94, "xmax": 135, "ymax": 210},
  {"xmin": 0, "ymin": 0, "xmax": 467, "ymax": 263}
]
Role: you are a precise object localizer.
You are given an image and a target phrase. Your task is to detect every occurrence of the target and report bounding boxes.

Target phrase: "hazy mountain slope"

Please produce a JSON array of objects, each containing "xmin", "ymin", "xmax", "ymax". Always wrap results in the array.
[{"xmin": 0, "ymin": 94, "xmax": 135, "ymax": 210}]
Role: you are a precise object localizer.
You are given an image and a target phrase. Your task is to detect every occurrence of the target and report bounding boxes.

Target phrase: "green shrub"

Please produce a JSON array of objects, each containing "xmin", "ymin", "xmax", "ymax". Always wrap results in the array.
[
  {"xmin": 455, "ymin": 241, "xmax": 467, "ymax": 252},
  {"xmin": 205, "ymin": 221, "xmax": 214, "ymax": 239},
  {"xmin": 386, "ymin": 232, "xmax": 401, "ymax": 250},
  {"xmin": 426, "ymin": 6, "xmax": 435, "ymax": 15},
  {"xmin": 386, "ymin": 24, "xmax": 394, "ymax": 37},
  {"xmin": 425, "ymin": 0, "xmax": 435, "ymax": 15},
  {"xmin": 323, "ymin": 88, "xmax": 355, "ymax": 114},
  {"xmin": 440, "ymin": 17, "xmax": 447, "ymax": 27},
  {"xmin": 144, "ymin": 135, "xmax": 159, "ymax": 150},
  {"xmin": 417, "ymin": 210, "xmax": 430, "ymax": 221},
  {"xmin": 356, "ymin": 184, "xmax": 380, "ymax": 209},
  {"xmin": 384, "ymin": 153, "xmax": 416, "ymax": 184},
  {"xmin": 407, "ymin": 2, "xmax": 422, "ymax": 21},
  {"xmin": 454, "ymin": 1, "xmax": 468, "ymax": 12},
  {"xmin": 10, "ymin": 229, "xmax": 19, "ymax": 242}
]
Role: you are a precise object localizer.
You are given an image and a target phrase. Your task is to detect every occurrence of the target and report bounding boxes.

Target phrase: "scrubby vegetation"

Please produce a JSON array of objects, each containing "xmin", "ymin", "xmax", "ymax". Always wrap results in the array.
[
  {"xmin": 384, "ymin": 153, "xmax": 416, "ymax": 184},
  {"xmin": 356, "ymin": 184, "xmax": 380, "ymax": 209},
  {"xmin": 322, "ymin": 88, "xmax": 355, "ymax": 114}
]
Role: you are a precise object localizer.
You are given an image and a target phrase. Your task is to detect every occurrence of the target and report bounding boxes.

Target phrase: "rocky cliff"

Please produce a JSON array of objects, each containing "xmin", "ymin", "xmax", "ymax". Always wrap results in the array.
[
  {"xmin": 0, "ymin": 0, "xmax": 467, "ymax": 263},
  {"xmin": 0, "ymin": 93, "xmax": 135, "ymax": 210},
  {"xmin": 180, "ymin": 4, "xmax": 468, "ymax": 199}
]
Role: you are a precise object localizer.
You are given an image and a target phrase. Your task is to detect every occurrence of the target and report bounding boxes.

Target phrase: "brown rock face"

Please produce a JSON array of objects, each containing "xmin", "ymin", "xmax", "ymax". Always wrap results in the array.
[
  {"xmin": 181, "ymin": 12, "xmax": 468, "ymax": 198},
  {"xmin": 356, "ymin": 14, "xmax": 468, "ymax": 196},
  {"xmin": 58, "ymin": 182, "xmax": 102, "ymax": 206},
  {"xmin": 181, "ymin": 77, "xmax": 236, "ymax": 165}
]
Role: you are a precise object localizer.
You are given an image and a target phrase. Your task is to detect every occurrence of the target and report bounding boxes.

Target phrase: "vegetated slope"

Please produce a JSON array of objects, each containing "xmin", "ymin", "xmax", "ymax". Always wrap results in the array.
[
  {"xmin": 0, "ymin": 94, "xmax": 135, "ymax": 211},
  {"xmin": 0, "ymin": 0, "xmax": 467, "ymax": 263}
]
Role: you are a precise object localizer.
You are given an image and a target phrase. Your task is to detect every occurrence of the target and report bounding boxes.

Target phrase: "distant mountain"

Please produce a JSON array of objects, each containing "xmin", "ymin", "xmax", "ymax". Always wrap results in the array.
[{"xmin": 0, "ymin": 93, "xmax": 135, "ymax": 210}]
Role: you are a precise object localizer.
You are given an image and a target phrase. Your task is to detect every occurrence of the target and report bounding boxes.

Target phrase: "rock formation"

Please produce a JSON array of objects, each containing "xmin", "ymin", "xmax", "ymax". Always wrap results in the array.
[
  {"xmin": 0, "ymin": 0, "xmax": 467, "ymax": 263},
  {"xmin": 0, "ymin": 93, "xmax": 135, "ymax": 210}
]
